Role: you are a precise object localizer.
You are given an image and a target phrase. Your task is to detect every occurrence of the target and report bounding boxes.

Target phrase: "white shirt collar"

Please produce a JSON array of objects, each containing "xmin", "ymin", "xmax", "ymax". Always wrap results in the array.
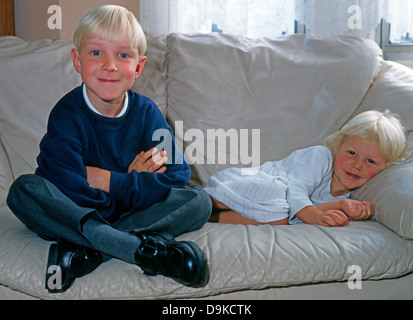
[{"xmin": 82, "ymin": 83, "xmax": 128, "ymax": 118}]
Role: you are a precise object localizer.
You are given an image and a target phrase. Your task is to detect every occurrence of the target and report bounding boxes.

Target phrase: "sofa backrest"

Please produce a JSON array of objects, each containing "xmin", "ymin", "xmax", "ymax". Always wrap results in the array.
[
  {"xmin": 0, "ymin": 33, "xmax": 403, "ymax": 207},
  {"xmin": 0, "ymin": 38, "xmax": 81, "ymax": 206}
]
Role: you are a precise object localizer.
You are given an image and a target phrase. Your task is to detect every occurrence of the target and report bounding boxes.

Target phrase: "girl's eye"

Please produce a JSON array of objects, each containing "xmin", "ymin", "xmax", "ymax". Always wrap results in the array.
[
  {"xmin": 119, "ymin": 52, "xmax": 128, "ymax": 59},
  {"xmin": 367, "ymin": 159, "xmax": 375, "ymax": 165},
  {"xmin": 348, "ymin": 151, "xmax": 356, "ymax": 156},
  {"xmin": 90, "ymin": 50, "xmax": 101, "ymax": 56}
]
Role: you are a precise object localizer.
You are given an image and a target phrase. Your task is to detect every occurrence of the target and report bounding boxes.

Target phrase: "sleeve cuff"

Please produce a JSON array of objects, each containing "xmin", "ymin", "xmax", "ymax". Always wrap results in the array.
[{"xmin": 109, "ymin": 171, "xmax": 135, "ymax": 201}]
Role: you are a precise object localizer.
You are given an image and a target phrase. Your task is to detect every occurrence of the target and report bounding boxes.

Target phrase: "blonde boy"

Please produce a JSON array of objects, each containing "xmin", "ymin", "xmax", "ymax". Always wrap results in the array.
[{"xmin": 7, "ymin": 5, "xmax": 211, "ymax": 292}]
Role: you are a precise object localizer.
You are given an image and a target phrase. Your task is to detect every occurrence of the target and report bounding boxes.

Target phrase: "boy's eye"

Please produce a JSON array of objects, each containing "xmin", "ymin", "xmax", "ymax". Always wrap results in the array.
[
  {"xmin": 367, "ymin": 159, "xmax": 375, "ymax": 164},
  {"xmin": 119, "ymin": 52, "xmax": 128, "ymax": 59},
  {"xmin": 90, "ymin": 50, "xmax": 101, "ymax": 56},
  {"xmin": 348, "ymin": 151, "xmax": 356, "ymax": 156}
]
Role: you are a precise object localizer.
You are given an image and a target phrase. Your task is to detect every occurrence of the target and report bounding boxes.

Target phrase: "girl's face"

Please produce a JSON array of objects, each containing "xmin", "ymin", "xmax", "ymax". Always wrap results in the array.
[{"xmin": 331, "ymin": 135, "xmax": 386, "ymax": 197}]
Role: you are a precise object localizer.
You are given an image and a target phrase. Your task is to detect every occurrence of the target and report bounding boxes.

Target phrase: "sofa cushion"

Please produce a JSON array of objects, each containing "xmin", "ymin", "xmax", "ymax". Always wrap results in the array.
[
  {"xmin": 132, "ymin": 35, "xmax": 168, "ymax": 115},
  {"xmin": 357, "ymin": 60, "xmax": 413, "ymax": 144},
  {"xmin": 0, "ymin": 37, "xmax": 81, "ymax": 180},
  {"xmin": 1, "ymin": 205, "xmax": 413, "ymax": 299},
  {"xmin": 166, "ymin": 33, "xmax": 383, "ymax": 186},
  {"xmin": 0, "ymin": 141, "xmax": 12, "ymax": 207},
  {"xmin": 352, "ymin": 156, "xmax": 413, "ymax": 240}
]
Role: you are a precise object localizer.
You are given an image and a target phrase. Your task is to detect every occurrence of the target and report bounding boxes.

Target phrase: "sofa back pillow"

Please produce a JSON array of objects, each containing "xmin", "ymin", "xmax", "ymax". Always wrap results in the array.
[
  {"xmin": 166, "ymin": 33, "xmax": 383, "ymax": 186},
  {"xmin": 357, "ymin": 60, "xmax": 413, "ymax": 145},
  {"xmin": 0, "ymin": 38, "xmax": 81, "ymax": 180},
  {"xmin": 352, "ymin": 157, "xmax": 413, "ymax": 240}
]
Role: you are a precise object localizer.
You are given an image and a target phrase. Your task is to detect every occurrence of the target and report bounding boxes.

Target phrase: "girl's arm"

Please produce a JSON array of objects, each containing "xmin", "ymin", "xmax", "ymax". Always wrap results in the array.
[
  {"xmin": 296, "ymin": 199, "xmax": 373, "ymax": 227},
  {"xmin": 316, "ymin": 199, "xmax": 373, "ymax": 221},
  {"xmin": 295, "ymin": 205, "xmax": 349, "ymax": 227}
]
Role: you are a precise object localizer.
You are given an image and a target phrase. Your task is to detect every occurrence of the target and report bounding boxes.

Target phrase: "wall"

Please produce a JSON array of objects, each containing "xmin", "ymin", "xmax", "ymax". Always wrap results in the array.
[
  {"xmin": 14, "ymin": 0, "xmax": 139, "ymax": 41},
  {"xmin": 0, "ymin": 0, "xmax": 15, "ymax": 36}
]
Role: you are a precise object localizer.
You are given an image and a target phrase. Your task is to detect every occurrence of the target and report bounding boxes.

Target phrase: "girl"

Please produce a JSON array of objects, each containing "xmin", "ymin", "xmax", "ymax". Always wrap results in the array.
[{"xmin": 205, "ymin": 110, "xmax": 409, "ymax": 227}]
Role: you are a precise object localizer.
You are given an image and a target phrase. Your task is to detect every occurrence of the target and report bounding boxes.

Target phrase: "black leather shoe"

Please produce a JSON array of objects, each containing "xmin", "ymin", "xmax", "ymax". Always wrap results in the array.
[
  {"xmin": 45, "ymin": 241, "xmax": 103, "ymax": 293},
  {"xmin": 135, "ymin": 233, "xmax": 208, "ymax": 287}
]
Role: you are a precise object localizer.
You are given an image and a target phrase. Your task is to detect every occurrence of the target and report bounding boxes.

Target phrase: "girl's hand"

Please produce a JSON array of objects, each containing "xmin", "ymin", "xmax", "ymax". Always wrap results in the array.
[
  {"xmin": 313, "ymin": 209, "xmax": 349, "ymax": 227},
  {"xmin": 341, "ymin": 199, "xmax": 374, "ymax": 221}
]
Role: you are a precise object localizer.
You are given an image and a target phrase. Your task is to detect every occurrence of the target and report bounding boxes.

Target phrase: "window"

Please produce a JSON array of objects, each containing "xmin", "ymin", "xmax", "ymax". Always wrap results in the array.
[
  {"xmin": 140, "ymin": 0, "xmax": 413, "ymax": 49},
  {"xmin": 386, "ymin": 0, "xmax": 413, "ymax": 44},
  {"xmin": 379, "ymin": 1, "xmax": 413, "ymax": 68}
]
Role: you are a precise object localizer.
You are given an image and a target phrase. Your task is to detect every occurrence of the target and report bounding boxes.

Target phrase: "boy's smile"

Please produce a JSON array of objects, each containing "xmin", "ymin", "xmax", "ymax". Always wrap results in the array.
[
  {"xmin": 71, "ymin": 34, "xmax": 146, "ymax": 117},
  {"xmin": 331, "ymin": 135, "xmax": 386, "ymax": 197}
]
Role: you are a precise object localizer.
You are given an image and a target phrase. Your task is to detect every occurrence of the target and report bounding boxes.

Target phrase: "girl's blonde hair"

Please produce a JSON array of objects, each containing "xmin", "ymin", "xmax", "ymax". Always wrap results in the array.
[
  {"xmin": 74, "ymin": 5, "xmax": 147, "ymax": 56},
  {"xmin": 324, "ymin": 110, "xmax": 410, "ymax": 168}
]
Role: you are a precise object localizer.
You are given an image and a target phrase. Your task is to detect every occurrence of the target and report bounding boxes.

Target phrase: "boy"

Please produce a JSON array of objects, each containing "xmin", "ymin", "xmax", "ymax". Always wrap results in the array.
[{"xmin": 7, "ymin": 5, "xmax": 211, "ymax": 292}]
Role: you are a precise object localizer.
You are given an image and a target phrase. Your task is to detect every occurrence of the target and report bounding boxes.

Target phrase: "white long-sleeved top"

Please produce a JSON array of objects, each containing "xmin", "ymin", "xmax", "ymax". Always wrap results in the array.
[{"xmin": 205, "ymin": 146, "xmax": 351, "ymax": 224}]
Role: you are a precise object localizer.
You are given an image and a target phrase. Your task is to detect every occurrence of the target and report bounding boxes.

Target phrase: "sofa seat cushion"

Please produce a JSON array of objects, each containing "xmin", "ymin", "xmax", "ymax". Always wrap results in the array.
[{"xmin": 1, "ymin": 207, "xmax": 412, "ymax": 299}]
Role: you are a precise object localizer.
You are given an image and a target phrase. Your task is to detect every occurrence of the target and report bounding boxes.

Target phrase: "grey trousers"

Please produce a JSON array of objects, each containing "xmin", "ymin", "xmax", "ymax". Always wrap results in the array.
[{"xmin": 7, "ymin": 174, "xmax": 211, "ymax": 263}]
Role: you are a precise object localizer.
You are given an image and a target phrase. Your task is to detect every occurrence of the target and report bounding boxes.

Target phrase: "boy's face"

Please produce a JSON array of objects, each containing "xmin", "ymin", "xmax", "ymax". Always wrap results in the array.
[
  {"xmin": 331, "ymin": 135, "xmax": 386, "ymax": 197},
  {"xmin": 71, "ymin": 34, "xmax": 146, "ymax": 115}
]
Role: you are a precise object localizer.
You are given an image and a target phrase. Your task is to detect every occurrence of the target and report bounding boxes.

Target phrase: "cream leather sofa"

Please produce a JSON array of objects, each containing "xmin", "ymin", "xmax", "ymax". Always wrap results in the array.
[{"xmin": 0, "ymin": 33, "xmax": 412, "ymax": 300}]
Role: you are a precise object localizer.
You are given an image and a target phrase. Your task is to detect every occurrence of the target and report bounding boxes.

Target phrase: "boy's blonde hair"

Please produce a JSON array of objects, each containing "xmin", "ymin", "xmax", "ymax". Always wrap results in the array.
[
  {"xmin": 324, "ymin": 110, "xmax": 409, "ymax": 168},
  {"xmin": 74, "ymin": 5, "xmax": 147, "ymax": 56}
]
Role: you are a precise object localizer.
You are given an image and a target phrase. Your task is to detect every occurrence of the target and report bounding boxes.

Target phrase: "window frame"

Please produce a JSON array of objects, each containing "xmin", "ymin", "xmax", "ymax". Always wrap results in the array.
[{"xmin": 379, "ymin": 19, "xmax": 413, "ymax": 68}]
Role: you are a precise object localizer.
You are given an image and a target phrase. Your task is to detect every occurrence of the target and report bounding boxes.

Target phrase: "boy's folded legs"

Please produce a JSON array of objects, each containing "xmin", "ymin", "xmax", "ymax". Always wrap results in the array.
[{"xmin": 7, "ymin": 174, "xmax": 211, "ymax": 291}]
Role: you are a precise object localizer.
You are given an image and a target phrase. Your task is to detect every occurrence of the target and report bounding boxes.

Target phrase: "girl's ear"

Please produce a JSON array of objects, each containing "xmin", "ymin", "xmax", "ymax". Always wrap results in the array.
[
  {"xmin": 71, "ymin": 48, "xmax": 82, "ymax": 74},
  {"xmin": 135, "ymin": 56, "xmax": 147, "ymax": 79}
]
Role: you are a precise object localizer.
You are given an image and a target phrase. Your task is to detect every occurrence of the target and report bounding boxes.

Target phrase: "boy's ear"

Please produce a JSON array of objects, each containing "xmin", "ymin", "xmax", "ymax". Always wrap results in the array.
[
  {"xmin": 71, "ymin": 48, "xmax": 81, "ymax": 74},
  {"xmin": 135, "ymin": 56, "xmax": 147, "ymax": 79}
]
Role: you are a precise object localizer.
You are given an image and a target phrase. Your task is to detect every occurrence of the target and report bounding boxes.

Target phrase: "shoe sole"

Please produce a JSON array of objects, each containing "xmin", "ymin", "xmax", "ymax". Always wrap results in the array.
[
  {"xmin": 142, "ymin": 240, "xmax": 209, "ymax": 287},
  {"xmin": 45, "ymin": 242, "xmax": 67, "ymax": 293},
  {"xmin": 183, "ymin": 241, "xmax": 209, "ymax": 288}
]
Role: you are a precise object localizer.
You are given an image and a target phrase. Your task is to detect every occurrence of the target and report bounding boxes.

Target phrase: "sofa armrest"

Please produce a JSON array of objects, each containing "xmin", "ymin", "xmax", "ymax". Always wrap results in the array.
[
  {"xmin": 0, "ymin": 139, "xmax": 13, "ymax": 207},
  {"xmin": 352, "ymin": 157, "xmax": 413, "ymax": 239}
]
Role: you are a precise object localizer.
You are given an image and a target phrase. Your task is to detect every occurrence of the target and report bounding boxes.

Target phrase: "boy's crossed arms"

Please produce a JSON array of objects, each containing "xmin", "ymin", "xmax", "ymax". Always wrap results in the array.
[{"xmin": 86, "ymin": 147, "xmax": 168, "ymax": 193}]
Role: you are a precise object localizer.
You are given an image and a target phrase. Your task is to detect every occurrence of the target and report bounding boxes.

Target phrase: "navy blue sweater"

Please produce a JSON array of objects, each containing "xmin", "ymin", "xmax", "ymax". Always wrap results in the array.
[{"xmin": 36, "ymin": 86, "xmax": 190, "ymax": 220}]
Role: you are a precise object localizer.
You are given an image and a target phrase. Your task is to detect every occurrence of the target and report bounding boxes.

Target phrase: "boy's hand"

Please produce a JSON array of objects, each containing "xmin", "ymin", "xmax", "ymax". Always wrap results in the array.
[
  {"xmin": 128, "ymin": 147, "xmax": 168, "ymax": 174},
  {"xmin": 341, "ymin": 199, "xmax": 374, "ymax": 221},
  {"xmin": 86, "ymin": 166, "xmax": 111, "ymax": 193}
]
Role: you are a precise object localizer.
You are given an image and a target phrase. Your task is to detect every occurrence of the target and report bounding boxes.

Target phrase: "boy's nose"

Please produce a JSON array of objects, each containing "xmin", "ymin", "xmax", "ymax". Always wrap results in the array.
[{"xmin": 102, "ymin": 58, "xmax": 117, "ymax": 72}]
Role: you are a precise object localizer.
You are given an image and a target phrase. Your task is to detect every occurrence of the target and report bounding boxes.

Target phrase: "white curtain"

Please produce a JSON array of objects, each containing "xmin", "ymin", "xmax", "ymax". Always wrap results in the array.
[
  {"xmin": 296, "ymin": 0, "xmax": 388, "ymax": 40},
  {"xmin": 387, "ymin": 0, "xmax": 413, "ymax": 42},
  {"xmin": 296, "ymin": 0, "xmax": 413, "ymax": 41},
  {"xmin": 140, "ymin": 0, "xmax": 295, "ymax": 38},
  {"xmin": 140, "ymin": 0, "xmax": 413, "ymax": 41}
]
